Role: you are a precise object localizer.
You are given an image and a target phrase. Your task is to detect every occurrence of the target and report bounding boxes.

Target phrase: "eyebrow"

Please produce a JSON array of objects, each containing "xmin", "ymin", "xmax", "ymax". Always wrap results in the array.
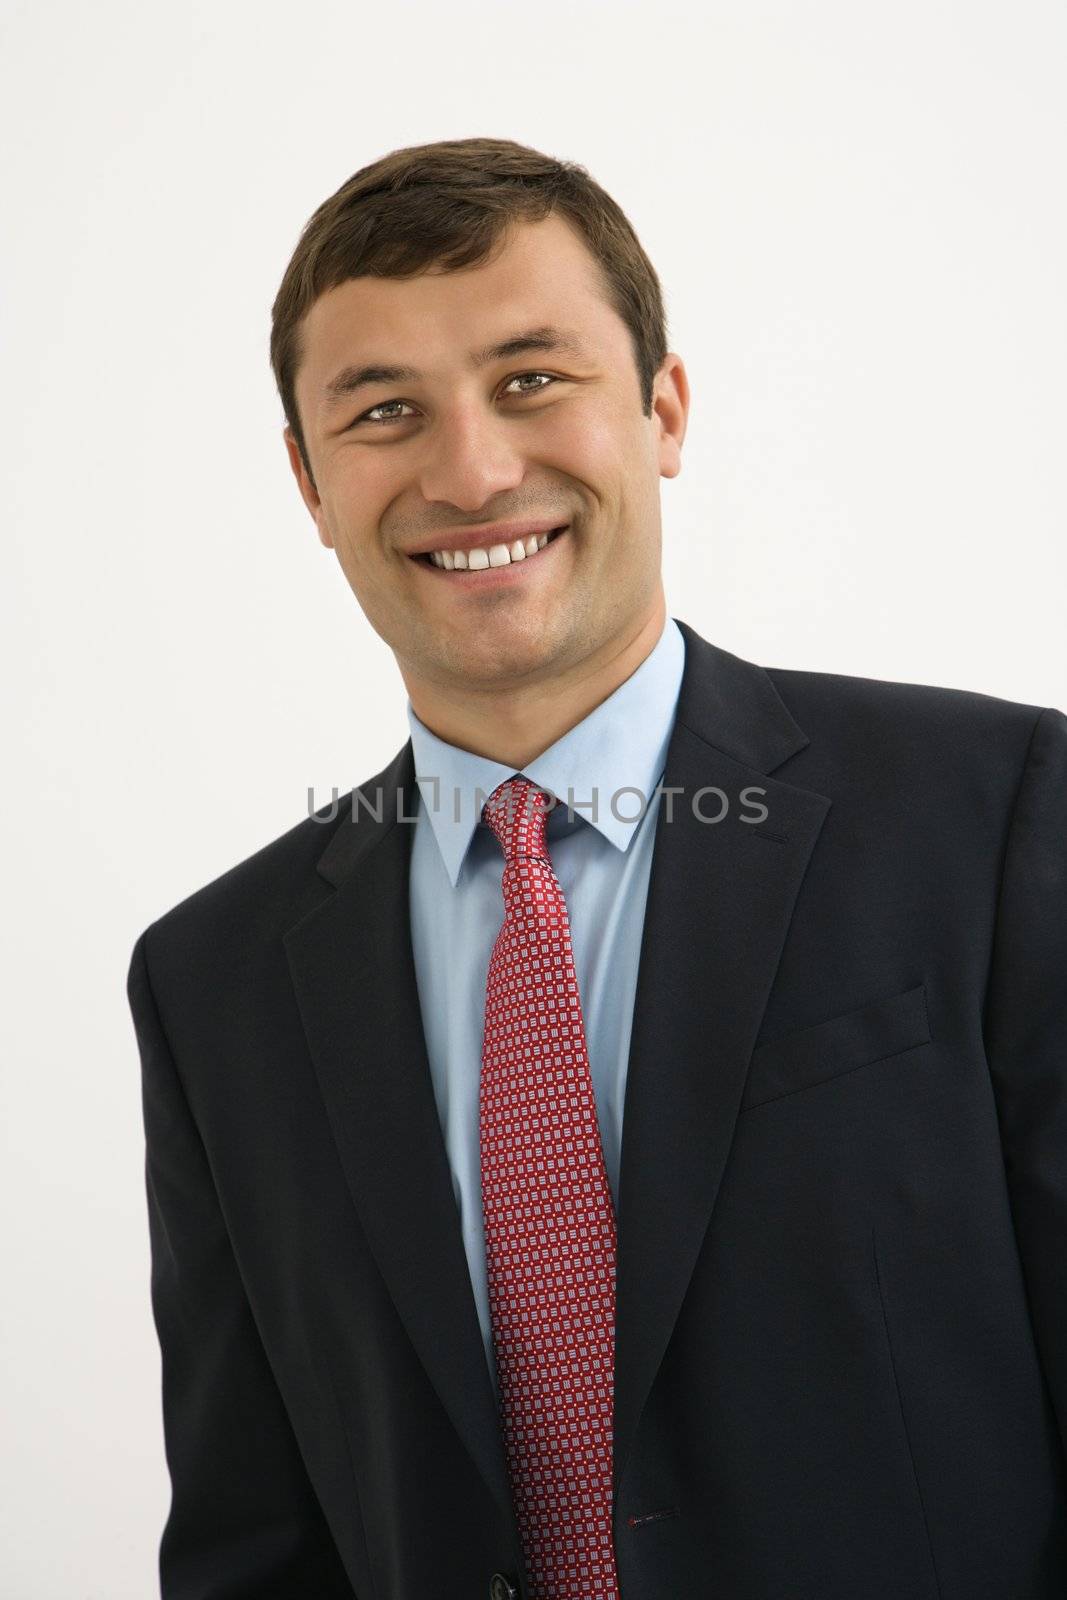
[{"xmin": 320, "ymin": 325, "xmax": 590, "ymax": 411}]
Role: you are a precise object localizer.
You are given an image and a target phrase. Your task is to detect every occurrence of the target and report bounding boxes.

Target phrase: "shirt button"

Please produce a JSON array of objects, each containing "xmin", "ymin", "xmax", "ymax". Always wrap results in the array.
[{"xmin": 489, "ymin": 1575, "xmax": 519, "ymax": 1600}]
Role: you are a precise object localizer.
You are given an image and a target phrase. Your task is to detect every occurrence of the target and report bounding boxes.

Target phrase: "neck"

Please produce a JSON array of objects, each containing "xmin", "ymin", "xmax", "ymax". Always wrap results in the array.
[{"xmin": 404, "ymin": 593, "xmax": 667, "ymax": 770}]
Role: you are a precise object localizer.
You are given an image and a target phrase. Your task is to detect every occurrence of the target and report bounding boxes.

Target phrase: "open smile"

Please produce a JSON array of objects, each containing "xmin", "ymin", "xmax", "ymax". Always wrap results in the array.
[{"xmin": 410, "ymin": 525, "xmax": 569, "ymax": 580}]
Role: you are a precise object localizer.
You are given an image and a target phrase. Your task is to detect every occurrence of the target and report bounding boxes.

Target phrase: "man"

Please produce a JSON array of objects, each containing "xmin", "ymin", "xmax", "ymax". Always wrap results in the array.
[{"xmin": 127, "ymin": 137, "xmax": 1067, "ymax": 1600}]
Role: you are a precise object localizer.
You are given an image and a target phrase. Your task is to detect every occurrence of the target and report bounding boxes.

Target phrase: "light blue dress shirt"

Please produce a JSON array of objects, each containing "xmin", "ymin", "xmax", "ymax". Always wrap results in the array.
[{"xmin": 406, "ymin": 614, "xmax": 686, "ymax": 1388}]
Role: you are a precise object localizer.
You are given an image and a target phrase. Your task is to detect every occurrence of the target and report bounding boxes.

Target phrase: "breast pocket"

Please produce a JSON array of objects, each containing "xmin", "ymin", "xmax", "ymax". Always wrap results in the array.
[{"xmin": 740, "ymin": 983, "xmax": 930, "ymax": 1111}]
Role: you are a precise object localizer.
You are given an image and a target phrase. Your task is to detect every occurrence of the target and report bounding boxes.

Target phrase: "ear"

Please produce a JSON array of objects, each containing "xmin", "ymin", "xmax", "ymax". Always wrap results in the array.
[
  {"xmin": 283, "ymin": 427, "xmax": 334, "ymax": 549},
  {"xmin": 652, "ymin": 353, "xmax": 689, "ymax": 480}
]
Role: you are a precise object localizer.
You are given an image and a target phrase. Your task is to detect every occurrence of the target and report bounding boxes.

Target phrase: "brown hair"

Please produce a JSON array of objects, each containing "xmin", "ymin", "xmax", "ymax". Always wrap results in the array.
[{"xmin": 270, "ymin": 136, "xmax": 669, "ymax": 482}]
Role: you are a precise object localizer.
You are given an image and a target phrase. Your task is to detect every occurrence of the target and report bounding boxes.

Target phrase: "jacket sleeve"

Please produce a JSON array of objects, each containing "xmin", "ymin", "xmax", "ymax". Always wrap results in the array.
[
  {"xmin": 983, "ymin": 704, "xmax": 1067, "ymax": 1457},
  {"xmin": 128, "ymin": 928, "xmax": 357, "ymax": 1599}
]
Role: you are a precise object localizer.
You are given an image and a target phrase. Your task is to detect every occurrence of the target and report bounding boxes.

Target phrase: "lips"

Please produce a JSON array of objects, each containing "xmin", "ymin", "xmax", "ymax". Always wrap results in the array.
[{"xmin": 415, "ymin": 525, "xmax": 568, "ymax": 569}]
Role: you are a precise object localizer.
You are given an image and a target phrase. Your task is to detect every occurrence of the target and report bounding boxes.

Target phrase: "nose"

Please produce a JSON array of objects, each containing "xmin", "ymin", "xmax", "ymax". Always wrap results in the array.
[{"xmin": 416, "ymin": 401, "xmax": 526, "ymax": 512}]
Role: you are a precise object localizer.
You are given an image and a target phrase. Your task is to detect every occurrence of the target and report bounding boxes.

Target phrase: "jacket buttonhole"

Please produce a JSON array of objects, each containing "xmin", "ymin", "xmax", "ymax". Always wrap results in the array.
[{"xmin": 626, "ymin": 1504, "xmax": 681, "ymax": 1529}]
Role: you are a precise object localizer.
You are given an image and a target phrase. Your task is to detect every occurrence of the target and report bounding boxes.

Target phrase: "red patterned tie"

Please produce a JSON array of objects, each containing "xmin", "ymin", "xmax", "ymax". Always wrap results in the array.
[{"xmin": 480, "ymin": 775, "xmax": 620, "ymax": 1600}]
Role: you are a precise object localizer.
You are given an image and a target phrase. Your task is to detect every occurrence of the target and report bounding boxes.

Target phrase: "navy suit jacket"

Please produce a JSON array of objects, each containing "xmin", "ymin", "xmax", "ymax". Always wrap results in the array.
[{"xmin": 128, "ymin": 619, "xmax": 1067, "ymax": 1598}]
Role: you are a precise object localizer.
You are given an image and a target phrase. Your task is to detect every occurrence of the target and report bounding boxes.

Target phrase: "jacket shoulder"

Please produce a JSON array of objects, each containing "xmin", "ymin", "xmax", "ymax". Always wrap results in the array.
[
  {"xmin": 129, "ymin": 751, "xmax": 400, "ymax": 977},
  {"xmin": 128, "ymin": 803, "xmax": 337, "ymax": 985},
  {"xmin": 764, "ymin": 661, "xmax": 1054, "ymax": 769}
]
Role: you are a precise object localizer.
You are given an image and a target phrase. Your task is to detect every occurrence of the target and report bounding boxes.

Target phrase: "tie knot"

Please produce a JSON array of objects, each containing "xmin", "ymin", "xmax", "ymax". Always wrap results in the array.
[{"xmin": 482, "ymin": 775, "xmax": 556, "ymax": 863}]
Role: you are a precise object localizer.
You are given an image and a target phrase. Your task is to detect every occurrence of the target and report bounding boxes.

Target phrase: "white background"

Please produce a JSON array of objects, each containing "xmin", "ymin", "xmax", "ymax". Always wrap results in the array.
[{"xmin": 3, "ymin": 1, "xmax": 1065, "ymax": 1592}]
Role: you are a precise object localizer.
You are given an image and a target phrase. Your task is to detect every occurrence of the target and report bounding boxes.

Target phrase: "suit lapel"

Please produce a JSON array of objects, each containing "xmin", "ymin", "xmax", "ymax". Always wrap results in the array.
[
  {"xmin": 284, "ymin": 621, "xmax": 831, "ymax": 1528},
  {"xmin": 611, "ymin": 621, "xmax": 831, "ymax": 1496},
  {"xmin": 283, "ymin": 745, "xmax": 518, "ymax": 1534}
]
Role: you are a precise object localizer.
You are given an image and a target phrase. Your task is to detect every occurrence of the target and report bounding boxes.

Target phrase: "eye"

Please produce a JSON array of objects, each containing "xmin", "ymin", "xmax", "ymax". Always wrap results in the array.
[
  {"xmin": 502, "ymin": 371, "xmax": 557, "ymax": 396},
  {"xmin": 356, "ymin": 398, "xmax": 417, "ymax": 427},
  {"xmin": 348, "ymin": 371, "xmax": 558, "ymax": 430}
]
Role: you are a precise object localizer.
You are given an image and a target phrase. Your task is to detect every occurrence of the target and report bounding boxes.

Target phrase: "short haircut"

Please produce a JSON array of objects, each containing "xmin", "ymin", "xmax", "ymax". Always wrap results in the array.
[{"xmin": 270, "ymin": 136, "xmax": 669, "ymax": 481}]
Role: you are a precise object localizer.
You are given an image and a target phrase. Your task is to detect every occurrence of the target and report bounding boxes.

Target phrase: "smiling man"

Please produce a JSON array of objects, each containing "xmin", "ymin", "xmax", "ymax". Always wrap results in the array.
[
  {"xmin": 282, "ymin": 202, "xmax": 683, "ymax": 771},
  {"xmin": 128, "ymin": 138, "xmax": 1067, "ymax": 1600}
]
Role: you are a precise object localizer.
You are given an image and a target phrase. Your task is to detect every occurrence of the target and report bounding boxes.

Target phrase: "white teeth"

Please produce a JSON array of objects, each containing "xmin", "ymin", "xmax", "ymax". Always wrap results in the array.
[{"xmin": 424, "ymin": 528, "xmax": 562, "ymax": 570}]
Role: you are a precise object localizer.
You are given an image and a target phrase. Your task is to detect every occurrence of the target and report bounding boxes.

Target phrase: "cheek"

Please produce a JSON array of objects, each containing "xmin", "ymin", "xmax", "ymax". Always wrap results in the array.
[
  {"xmin": 535, "ymin": 404, "xmax": 638, "ymax": 490},
  {"xmin": 320, "ymin": 460, "xmax": 392, "ymax": 547}
]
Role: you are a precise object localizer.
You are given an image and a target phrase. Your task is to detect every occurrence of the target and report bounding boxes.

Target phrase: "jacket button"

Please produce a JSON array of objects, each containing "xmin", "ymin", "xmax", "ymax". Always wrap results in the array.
[{"xmin": 489, "ymin": 1576, "xmax": 519, "ymax": 1600}]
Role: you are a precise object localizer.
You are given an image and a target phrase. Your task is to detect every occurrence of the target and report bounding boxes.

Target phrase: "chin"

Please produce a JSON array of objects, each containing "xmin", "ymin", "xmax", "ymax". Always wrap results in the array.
[{"xmin": 455, "ymin": 621, "xmax": 566, "ymax": 680}]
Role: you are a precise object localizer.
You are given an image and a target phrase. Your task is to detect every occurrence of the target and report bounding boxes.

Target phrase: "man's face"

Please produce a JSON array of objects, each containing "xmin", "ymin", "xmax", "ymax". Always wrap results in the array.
[{"xmin": 286, "ymin": 213, "xmax": 687, "ymax": 695}]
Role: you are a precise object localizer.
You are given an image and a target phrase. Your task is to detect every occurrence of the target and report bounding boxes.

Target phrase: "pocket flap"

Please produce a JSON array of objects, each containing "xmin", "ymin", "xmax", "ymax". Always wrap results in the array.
[{"xmin": 741, "ymin": 983, "xmax": 930, "ymax": 1110}]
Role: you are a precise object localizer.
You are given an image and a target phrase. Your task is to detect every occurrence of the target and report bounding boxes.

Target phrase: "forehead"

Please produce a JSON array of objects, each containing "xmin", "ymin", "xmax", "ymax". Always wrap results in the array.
[{"xmin": 294, "ymin": 214, "xmax": 627, "ymax": 421}]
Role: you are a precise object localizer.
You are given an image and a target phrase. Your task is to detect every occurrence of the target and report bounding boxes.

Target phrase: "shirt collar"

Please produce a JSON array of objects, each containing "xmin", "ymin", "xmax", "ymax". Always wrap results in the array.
[{"xmin": 406, "ymin": 614, "xmax": 686, "ymax": 886}]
